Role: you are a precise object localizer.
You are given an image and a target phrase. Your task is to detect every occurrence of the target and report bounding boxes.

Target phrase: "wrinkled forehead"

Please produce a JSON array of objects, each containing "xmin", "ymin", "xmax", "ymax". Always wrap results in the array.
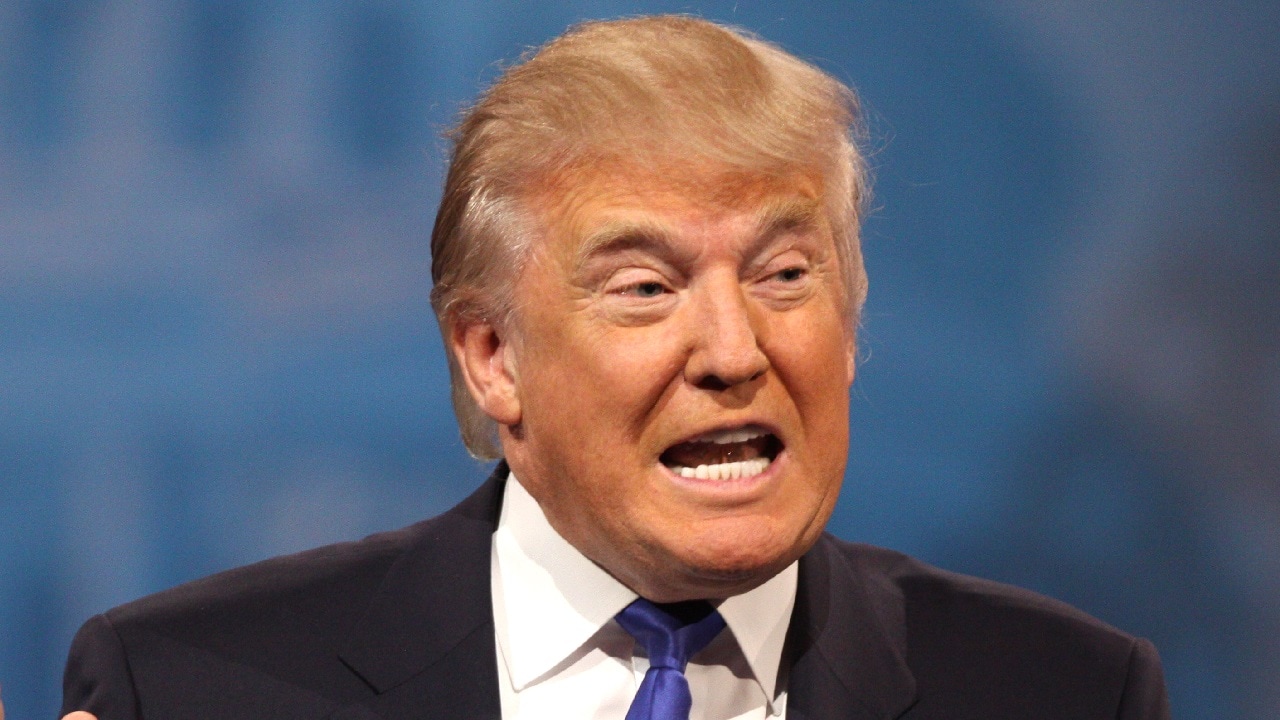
[{"xmin": 521, "ymin": 157, "xmax": 829, "ymax": 249}]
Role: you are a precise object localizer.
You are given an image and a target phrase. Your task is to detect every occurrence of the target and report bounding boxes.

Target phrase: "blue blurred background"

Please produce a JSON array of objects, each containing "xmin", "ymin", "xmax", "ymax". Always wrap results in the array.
[{"xmin": 2, "ymin": 1, "xmax": 1277, "ymax": 717}]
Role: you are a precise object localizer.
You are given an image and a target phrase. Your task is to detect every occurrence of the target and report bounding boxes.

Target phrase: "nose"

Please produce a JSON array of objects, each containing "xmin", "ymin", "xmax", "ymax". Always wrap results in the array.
[{"xmin": 684, "ymin": 277, "xmax": 769, "ymax": 391}]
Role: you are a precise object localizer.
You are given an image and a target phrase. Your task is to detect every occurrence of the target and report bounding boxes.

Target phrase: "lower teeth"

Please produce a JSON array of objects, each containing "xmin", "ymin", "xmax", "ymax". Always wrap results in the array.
[{"xmin": 673, "ymin": 458, "xmax": 770, "ymax": 480}]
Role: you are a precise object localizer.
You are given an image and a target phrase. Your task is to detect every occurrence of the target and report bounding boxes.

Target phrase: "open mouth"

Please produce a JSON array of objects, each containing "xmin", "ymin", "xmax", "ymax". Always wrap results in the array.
[{"xmin": 659, "ymin": 426, "xmax": 783, "ymax": 480}]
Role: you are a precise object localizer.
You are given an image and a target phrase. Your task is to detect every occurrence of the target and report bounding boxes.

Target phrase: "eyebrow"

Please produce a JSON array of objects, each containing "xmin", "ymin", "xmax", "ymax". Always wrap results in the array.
[
  {"xmin": 726, "ymin": 197, "xmax": 826, "ymax": 265},
  {"xmin": 577, "ymin": 218, "xmax": 678, "ymax": 266},
  {"xmin": 752, "ymin": 198, "xmax": 823, "ymax": 246},
  {"xmin": 573, "ymin": 195, "xmax": 825, "ymax": 269}
]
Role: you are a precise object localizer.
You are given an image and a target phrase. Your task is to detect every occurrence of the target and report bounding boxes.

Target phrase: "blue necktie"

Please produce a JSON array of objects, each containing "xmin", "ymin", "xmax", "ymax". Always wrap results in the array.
[{"xmin": 615, "ymin": 598, "xmax": 727, "ymax": 720}]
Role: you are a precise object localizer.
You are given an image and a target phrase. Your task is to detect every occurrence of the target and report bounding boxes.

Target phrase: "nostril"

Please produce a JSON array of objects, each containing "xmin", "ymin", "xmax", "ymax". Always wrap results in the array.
[
  {"xmin": 696, "ymin": 375, "xmax": 732, "ymax": 392},
  {"xmin": 693, "ymin": 367, "xmax": 765, "ymax": 392}
]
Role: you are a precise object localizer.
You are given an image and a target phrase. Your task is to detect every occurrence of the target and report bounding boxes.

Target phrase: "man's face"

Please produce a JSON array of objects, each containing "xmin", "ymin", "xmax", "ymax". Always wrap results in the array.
[{"xmin": 490, "ymin": 164, "xmax": 855, "ymax": 601}]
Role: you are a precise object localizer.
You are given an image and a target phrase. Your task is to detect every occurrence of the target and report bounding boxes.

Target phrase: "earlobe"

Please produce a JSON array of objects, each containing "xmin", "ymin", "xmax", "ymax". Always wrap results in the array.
[{"xmin": 451, "ymin": 318, "xmax": 522, "ymax": 426}]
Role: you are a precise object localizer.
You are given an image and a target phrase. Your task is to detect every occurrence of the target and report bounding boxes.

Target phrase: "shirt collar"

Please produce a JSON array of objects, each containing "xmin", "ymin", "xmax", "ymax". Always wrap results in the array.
[
  {"xmin": 718, "ymin": 558, "xmax": 797, "ymax": 706},
  {"xmin": 492, "ymin": 472, "xmax": 797, "ymax": 706},
  {"xmin": 493, "ymin": 473, "xmax": 637, "ymax": 689}
]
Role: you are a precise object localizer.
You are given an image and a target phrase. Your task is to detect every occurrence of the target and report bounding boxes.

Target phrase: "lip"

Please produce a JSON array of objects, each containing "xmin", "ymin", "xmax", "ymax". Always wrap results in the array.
[{"xmin": 664, "ymin": 421, "xmax": 782, "ymax": 448}]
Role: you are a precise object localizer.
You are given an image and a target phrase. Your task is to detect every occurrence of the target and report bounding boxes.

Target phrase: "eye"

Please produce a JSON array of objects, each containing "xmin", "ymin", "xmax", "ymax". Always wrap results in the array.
[
  {"xmin": 775, "ymin": 266, "xmax": 807, "ymax": 282},
  {"xmin": 606, "ymin": 274, "xmax": 674, "ymax": 301},
  {"xmin": 631, "ymin": 281, "xmax": 667, "ymax": 298},
  {"xmin": 752, "ymin": 254, "xmax": 816, "ymax": 308}
]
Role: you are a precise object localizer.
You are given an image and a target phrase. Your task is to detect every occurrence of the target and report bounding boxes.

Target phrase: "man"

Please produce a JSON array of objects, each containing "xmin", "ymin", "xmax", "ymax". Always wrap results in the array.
[{"xmin": 60, "ymin": 16, "xmax": 1169, "ymax": 719}]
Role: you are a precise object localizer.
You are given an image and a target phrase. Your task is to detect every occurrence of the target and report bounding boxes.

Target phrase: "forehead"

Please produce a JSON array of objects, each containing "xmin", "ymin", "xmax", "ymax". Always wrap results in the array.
[{"xmin": 525, "ymin": 160, "xmax": 827, "ymax": 248}]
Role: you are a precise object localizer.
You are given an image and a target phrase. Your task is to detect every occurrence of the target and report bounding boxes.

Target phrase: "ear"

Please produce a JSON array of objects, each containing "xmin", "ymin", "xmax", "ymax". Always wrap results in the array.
[
  {"xmin": 450, "ymin": 316, "xmax": 522, "ymax": 426},
  {"xmin": 845, "ymin": 328, "xmax": 857, "ymax": 385}
]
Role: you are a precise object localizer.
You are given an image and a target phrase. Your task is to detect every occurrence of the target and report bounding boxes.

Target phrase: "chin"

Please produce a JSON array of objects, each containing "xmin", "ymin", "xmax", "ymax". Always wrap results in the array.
[{"xmin": 661, "ymin": 525, "xmax": 804, "ymax": 596}]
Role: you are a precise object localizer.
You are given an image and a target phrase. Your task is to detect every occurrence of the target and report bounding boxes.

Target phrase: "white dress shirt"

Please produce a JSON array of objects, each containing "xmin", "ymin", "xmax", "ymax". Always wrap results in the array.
[{"xmin": 491, "ymin": 473, "xmax": 796, "ymax": 719}]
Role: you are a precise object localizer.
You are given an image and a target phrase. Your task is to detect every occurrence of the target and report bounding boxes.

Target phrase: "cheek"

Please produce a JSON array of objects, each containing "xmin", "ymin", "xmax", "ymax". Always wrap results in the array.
[
  {"xmin": 519, "ymin": 324, "xmax": 678, "ymax": 454},
  {"xmin": 771, "ymin": 317, "xmax": 854, "ymax": 462},
  {"xmin": 774, "ymin": 315, "xmax": 854, "ymax": 393},
  {"xmin": 574, "ymin": 326, "xmax": 686, "ymax": 404}
]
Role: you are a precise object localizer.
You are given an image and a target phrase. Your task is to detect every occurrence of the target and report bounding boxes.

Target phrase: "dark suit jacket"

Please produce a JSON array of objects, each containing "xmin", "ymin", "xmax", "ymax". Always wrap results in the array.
[{"xmin": 63, "ymin": 467, "xmax": 1170, "ymax": 719}]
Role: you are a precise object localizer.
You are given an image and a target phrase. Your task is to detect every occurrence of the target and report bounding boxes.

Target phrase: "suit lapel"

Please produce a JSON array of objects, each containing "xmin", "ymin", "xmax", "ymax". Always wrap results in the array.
[
  {"xmin": 786, "ymin": 536, "xmax": 917, "ymax": 720},
  {"xmin": 336, "ymin": 465, "xmax": 508, "ymax": 719}
]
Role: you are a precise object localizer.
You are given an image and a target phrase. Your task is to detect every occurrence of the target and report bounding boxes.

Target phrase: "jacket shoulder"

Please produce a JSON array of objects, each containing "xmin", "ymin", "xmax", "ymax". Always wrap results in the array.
[
  {"xmin": 819, "ymin": 538, "xmax": 1167, "ymax": 718},
  {"xmin": 107, "ymin": 519, "xmax": 424, "ymax": 635},
  {"xmin": 831, "ymin": 539, "xmax": 1130, "ymax": 638},
  {"xmin": 105, "ymin": 470, "xmax": 502, "ymax": 637},
  {"xmin": 65, "ymin": 474, "xmax": 506, "ymax": 718},
  {"xmin": 63, "ymin": 521, "xmax": 432, "ymax": 718}
]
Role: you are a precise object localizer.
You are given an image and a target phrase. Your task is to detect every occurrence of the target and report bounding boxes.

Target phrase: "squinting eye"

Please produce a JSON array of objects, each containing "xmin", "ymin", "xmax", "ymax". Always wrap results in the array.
[
  {"xmin": 632, "ymin": 282, "xmax": 666, "ymax": 298},
  {"xmin": 776, "ymin": 267, "xmax": 806, "ymax": 282}
]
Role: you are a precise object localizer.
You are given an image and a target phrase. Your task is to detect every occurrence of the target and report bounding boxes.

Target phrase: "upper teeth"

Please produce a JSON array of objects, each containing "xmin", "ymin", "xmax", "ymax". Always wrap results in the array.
[{"xmin": 691, "ymin": 427, "xmax": 766, "ymax": 445}]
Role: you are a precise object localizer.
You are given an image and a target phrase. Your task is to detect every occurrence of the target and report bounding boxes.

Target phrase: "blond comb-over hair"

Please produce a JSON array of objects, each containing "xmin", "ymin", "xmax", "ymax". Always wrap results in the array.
[{"xmin": 430, "ymin": 15, "xmax": 870, "ymax": 459}]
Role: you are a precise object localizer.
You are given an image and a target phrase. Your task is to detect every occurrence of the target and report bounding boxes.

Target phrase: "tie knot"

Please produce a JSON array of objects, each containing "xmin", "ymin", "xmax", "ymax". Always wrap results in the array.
[{"xmin": 616, "ymin": 598, "xmax": 726, "ymax": 672}]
